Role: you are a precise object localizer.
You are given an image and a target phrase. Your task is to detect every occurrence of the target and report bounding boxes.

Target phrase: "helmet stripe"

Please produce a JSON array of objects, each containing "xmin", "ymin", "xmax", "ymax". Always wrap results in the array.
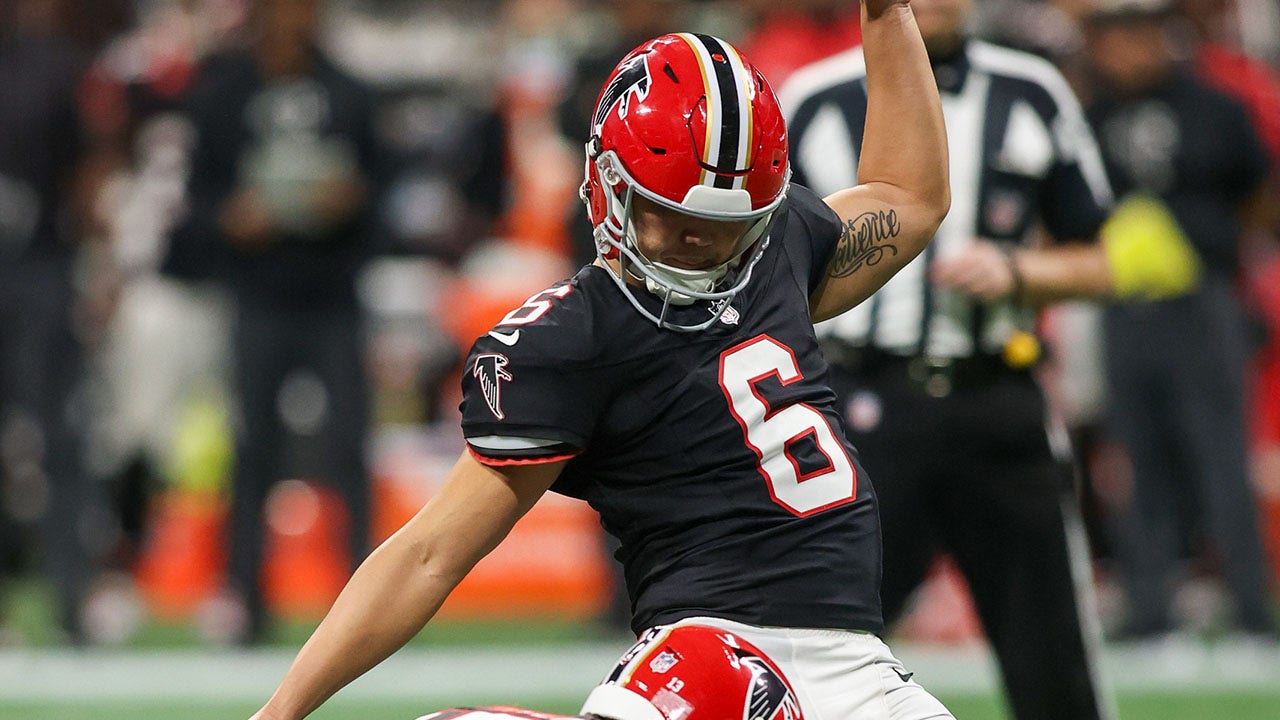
[
  {"xmin": 724, "ymin": 42, "xmax": 755, "ymax": 192},
  {"xmin": 679, "ymin": 34, "xmax": 754, "ymax": 189},
  {"xmin": 675, "ymin": 33, "xmax": 720, "ymax": 186},
  {"xmin": 693, "ymin": 34, "xmax": 752, "ymax": 187},
  {"xmin": 611, "ymin": 625, "xmax": 676, "ymax": 687},
  {"xmin": 696, "ymin": 33, "xmax": 739, "ymax": 189}
]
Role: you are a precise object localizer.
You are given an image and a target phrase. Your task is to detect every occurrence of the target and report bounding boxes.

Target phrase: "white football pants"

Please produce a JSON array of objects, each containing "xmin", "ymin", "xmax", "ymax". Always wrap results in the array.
[{"xmin": 667, "ymin": 617, "xmax": 954, "ymax": 720}]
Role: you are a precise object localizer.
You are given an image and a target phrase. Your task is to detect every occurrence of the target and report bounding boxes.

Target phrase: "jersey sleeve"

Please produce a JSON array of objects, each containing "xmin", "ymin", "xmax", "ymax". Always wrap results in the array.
[
  {"xmin": 459, "ymin": 281, "xmax": 609, "ymax": 466},
  {"xmin": 780, "ymin": 184, "xmax": 845, "ymax": 295}
]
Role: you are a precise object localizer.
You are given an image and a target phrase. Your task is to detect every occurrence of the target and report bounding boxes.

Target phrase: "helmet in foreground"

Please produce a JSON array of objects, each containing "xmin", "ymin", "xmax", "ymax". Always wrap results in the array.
[
  {"xmin": 581, "ymin": 33, "xmax": 790, "ymax": 331},
  {"xmin": 580, "ymin": 625, "xmax": 803, "ymax": 720}
]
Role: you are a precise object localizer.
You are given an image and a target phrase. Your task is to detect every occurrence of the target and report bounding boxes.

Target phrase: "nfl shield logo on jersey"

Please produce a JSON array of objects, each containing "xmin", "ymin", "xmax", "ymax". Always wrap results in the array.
[{"xmin": 717, "ymin": 304, "xmax": 741, "ymax": 326}]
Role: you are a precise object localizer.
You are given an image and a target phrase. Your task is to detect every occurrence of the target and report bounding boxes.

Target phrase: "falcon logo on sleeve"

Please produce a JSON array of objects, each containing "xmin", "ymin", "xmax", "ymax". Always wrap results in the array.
[{"xmin": 473, "ymin": 353, "xmax": 513, "ymax": 420}]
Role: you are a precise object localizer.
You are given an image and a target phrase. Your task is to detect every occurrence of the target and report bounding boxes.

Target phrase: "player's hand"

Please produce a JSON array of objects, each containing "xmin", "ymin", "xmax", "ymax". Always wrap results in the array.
[{"xmin": 930, "ymin": 240, "xmax": 1019, "ymax": 301}]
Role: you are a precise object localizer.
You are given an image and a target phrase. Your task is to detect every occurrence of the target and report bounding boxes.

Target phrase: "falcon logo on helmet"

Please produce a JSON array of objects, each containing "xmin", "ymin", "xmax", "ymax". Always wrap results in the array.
[
  {"xmin": 739, "ymin": 653, "xmax": 800, "ymax": 720},
  {"xmin": 581, "ymin": 34, "xmax": 790, "ymax": 332},
  {"xmin": 593, "ymin": 53, "xmax": 652, "ymax": 129}
]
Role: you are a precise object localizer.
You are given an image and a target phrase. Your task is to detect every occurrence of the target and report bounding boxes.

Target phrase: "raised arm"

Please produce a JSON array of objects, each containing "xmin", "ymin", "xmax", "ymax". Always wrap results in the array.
[
  {"xmin": 250, "ymin": 453, "xmax": 565, "ymax": 720},
  {"xmin": 809, "ymin": 0, "xmax": 949, "ymax": 322}
]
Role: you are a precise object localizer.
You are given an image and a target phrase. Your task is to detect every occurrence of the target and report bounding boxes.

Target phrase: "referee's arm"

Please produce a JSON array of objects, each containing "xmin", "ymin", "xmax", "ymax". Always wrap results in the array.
[{"xmin": 931, "ymin": 238, "xmax": 1113, "ymax": 306}]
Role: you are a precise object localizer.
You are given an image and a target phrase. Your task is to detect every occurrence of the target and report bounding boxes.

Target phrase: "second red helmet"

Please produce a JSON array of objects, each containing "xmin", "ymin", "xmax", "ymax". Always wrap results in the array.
[{"xmin": 580, "ymin": 624, "xmax": 804, "ymax": 720}]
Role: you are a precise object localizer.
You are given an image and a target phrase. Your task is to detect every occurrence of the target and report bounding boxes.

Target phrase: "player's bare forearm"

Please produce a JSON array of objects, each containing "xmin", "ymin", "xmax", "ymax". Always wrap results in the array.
[
  {"xmin": 252, "ymin": 453, "xmax": 562, "ymax": 720},
  {"xmin": 811, "ymin": 0, "xmax": 948, "ymax": 321}
]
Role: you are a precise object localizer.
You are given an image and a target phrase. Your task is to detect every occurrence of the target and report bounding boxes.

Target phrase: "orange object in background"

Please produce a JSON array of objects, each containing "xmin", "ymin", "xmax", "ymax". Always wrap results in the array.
[
  {"xmin": 135, "ymin": 434, "xmax": 612, "ymax": 623},
  {"xmin": 133, "ymin": 489, "xmax": 226, "ymax": 619},
  {"xmin": 260, "ymin": 480, "xmax": 351, "ymax": 620},
  {"xmin": 133, "ymin": 481, "xmax": 352, "ymax": 622},
  {"xmin": 437, "ymin": 492, "xmax": 612, "ymax": 620},
  {"xmin": 437, "ymin": 243, "xmax": 574, "ymax": 353},
  {"xmin": 439, "ymin": 278, "xmax": 534, "ymax": 352},
  {"xmin": 372, "ymin": 438, "xmax": 613, "ymax": 621}
]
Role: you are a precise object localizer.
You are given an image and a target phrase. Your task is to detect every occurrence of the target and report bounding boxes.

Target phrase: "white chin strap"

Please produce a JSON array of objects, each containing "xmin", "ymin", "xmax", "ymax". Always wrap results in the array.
[{"xmin": 644, "ymin": 261, "xmax": 729, "ymax": 305}]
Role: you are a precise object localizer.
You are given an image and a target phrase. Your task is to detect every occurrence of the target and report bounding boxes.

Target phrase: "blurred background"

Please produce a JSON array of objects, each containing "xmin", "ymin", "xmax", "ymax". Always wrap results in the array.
[{"xmin": 0, "ymin": 0, "xmax": 1278, "ymax": 718}]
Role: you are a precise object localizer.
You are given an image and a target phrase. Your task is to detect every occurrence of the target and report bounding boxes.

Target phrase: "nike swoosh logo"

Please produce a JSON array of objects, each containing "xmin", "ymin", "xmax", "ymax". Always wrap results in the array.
[
  {"xmin": 488, "ymin": 329, "xmax": 521, "ymax": 346},
  {"xmin": 893, "ymin": 668, "xmax": 914, "ymax": 683}
]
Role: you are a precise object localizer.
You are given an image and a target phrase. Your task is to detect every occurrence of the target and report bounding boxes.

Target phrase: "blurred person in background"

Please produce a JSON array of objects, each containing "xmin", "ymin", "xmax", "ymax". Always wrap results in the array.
[
  {"xmin": 246, "ymin": 0, "xmax": 953, "ymax": 716},
  {"xmin": 168, "ymin": 0, "xmax": 382, "ymax": 645},
  {"xmin": 737, "ymin": 0, "xmax": 863, "ymax": 89},
  {"xmin": 781, "ymin": 0, "xmax": 1123, "ymax": 717},
  {"xmin": 1082, "ymin": 0, "xmax": 1279, "ymax": 643},
  {"xmin": 1183, "ymin": 0, "xmax": 1280, "ymax": 169},
  {"xmin": 1182, "ymin": 0, "xmax": 1280, "ymax": 615},
  {"xmin": 555, "ymin": 0, "xmax": 687, "ymax": 141},
  {"xmin": 556, "ymin": 0, "xmax": 691, "ymax": 270},
  {"xmin": 0, "ymin": 0, "xmax": 119, "ymax": 644},
  {"xmin": 77, "ymin": 0, "xmax": 239, "ymax": 588}
]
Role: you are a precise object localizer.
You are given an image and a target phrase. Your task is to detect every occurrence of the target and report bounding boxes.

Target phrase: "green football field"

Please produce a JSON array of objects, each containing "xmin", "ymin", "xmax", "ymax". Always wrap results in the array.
[
  {"xmin": 2, "ymin": 584, "xmax": 1278, "ymax": 719},
  {"xmin": 2, "ymin": 638, "xmax": 1277, "ymax": 720},
  {"xmin": 3, "ymin": 691, "xmax": 1280, "ymax": 720}
]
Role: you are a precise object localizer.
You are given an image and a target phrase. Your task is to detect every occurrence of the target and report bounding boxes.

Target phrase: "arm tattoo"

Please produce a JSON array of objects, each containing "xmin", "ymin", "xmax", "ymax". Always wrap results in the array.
[{"xmin": 828, "ymin": 209, "xmax": 901, "ymax": 279}]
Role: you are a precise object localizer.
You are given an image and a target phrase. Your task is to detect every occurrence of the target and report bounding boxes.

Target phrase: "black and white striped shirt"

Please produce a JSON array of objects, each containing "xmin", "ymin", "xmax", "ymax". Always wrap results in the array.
[{"xmin": 780, "ymin": 40, "xmax": 1113, "ymax": 358}]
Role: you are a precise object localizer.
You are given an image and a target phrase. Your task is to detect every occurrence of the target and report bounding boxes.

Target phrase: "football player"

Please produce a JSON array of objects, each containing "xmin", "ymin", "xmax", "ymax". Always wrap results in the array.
[
  {"xmin": 412, "ymin": 625, "xmax": 804, "ymax": 720},
  {"xmin": 248, "ymin": 2, "xmax": 951, "ymax": 719}
]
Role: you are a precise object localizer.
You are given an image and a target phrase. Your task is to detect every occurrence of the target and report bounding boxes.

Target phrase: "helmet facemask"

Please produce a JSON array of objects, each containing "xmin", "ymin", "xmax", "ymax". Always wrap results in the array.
[{"xmin": 587, "ymin": 148, "xmax": 780, "ymax": 332}]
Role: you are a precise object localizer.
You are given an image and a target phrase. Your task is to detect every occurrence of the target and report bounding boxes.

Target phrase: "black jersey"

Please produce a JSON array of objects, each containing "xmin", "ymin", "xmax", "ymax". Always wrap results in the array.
[{"xmin": 460, "ymin": 185, "xmax": 882, "ymax": 635}]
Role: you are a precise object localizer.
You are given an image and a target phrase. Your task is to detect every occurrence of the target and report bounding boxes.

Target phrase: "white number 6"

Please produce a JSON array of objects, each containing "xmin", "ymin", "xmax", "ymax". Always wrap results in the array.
[{"xmin": 719, "ymin": 335, "xmax": 857, "ymax": 516}]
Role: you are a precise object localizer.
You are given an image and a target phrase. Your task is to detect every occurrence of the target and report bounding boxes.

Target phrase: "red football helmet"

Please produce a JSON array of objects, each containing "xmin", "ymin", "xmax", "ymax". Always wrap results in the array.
[
  {"xmin": 581, "ymin": 33, "xmax": 790, "ymax": 331},
  {"xmin": 579, "ymin": 625, "xmax": 804, "ymax": 720}
]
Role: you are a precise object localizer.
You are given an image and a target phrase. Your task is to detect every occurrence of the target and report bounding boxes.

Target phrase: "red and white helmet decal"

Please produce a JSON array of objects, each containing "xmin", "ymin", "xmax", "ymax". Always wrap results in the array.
[
  {"xmin": 581, "ymin": 625, "xmax": 804, "ymax": 720},
  {"xmin": 592, "ymin": 52, "xmax": 653, "ymax": 130}
]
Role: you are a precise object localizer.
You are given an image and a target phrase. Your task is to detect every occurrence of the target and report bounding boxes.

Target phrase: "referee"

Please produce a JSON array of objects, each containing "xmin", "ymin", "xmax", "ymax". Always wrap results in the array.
[{"xmin": 780, "ymin": 2, "xmax": 1116, "ymax": 719}]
